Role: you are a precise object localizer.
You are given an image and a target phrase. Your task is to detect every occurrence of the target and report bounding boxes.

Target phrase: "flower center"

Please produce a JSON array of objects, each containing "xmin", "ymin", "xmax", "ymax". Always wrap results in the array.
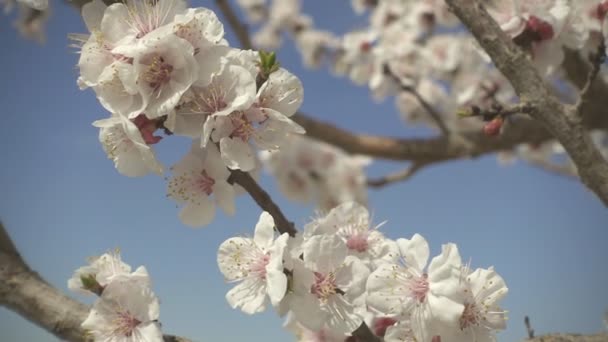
[
  {"xmin": 408, "ymin": 273, "xmax": 429, "ymax": 303},
  {"xmin": 112, "ymin": 310, "xmax": 141, "ymax": 337},
  {"xmin": 192, "ymin": 86, "xmax": 228, "ymax": 114},
  {"xmin": 346, "ymin": 233, "xmax": 369, "ymax": 253},
  {"xmin": 196, "ymin": 170, "xmax": 215, "ymax": 195},
  {"xmin": 143, "ymin": 55, "xmax": 173, "ymax": 93},
  {"xmin": 230, "ymin": 112, "xmax": 255, "ymax": 142},
  {"xmin": 459, "ymin": 302, "xmax": 481, "ymax": 330},
  {"xmin": 250, "ymin": 253, "xmax": 270, "ymax": 279},
  {"xmin": 311, "ymin": 272, "xmax": 339, "ymax": 302}
]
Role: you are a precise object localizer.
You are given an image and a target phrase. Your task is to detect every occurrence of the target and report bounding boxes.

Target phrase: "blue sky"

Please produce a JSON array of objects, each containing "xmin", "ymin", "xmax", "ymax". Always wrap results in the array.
[{"xmin": 1, "ymin": 1, "xmax": 607, "ymax": 341}]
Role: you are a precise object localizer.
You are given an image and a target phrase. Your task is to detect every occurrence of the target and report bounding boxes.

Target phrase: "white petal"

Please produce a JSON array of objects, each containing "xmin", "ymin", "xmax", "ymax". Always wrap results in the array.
[
  {"xmin": 81, "ymin": 0, "xmax": 106, "ymax": 32},
  {"xmin": 397, "ymin": 233, "xmax": 429, "ymax": 272},
  {"xmin": 213, "ymin": 181, "xmax": 236, "ymax": 216},
  {"xmin": 219, "ymin": 137, "xmax": 256, "ymax": 171},
  {"xmin": 257, "ymin": 68, "xmax": 304, "ymax": 117},
  {"xmin": 303, "ymin": 235, "xmax": 347, "ymax": 274},
  {"xmin": 266, "ymin": 268, "xmax": 287, "ymax": 306},
  {"xmin": 217, "ymin": 237, "xmax": 257, "ymax": 280},
  {"xmin": 253, "ymin": 212, "xmax": 276, "ymax": 248},
  {"xmin": 178, "ymin": 199, "xmax": 215, "ymax": 228},
  {"xmin": 226, "ymin": 278, "xmax": 267, "ymax": 314}
]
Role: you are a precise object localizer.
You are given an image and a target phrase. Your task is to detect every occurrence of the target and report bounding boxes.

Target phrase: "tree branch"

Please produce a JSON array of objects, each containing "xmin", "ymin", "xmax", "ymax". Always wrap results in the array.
[
  {"xmin": 227, "ymin": 170, "xmax": 298, "ymax": 237},
  {"xmin": 0, "ymin": 223, "xmax": 191, "ymax": 342},
  {"xmin": 367, "ymin": 162, "xmax": 428, "ymax": 188},
  {"xmin": 384, "ymin": 64, "xmax": 450, "ymax": 135},
  {"xmin": 574, "ymin": 40, "xmax": 606, "ymax": 115},
  {"xmin": 215, "ymin": 0, "xmax": 253, "ymax": 49},
  {"xmin": 443, "ymin": 0, "xmax": 608, "ymax": 206}
]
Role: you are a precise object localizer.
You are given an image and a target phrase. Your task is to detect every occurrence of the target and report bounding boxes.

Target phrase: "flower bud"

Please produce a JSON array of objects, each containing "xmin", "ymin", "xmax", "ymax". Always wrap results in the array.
[{"xmin": 483, "ymin": 116, "xmax": 503, "ymax": 137}]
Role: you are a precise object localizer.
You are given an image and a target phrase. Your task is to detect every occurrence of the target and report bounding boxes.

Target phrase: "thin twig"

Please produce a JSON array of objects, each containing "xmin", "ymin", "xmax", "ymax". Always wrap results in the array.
[
  {"xmin": 383, "ymin": 64, "xmax": 450, "ymax": 135},
  {"xmin": 0, "ymin": 221, "xmax": 21, "ymax": 258},
  {"xmin": 215, "ymin": 0, "xmax": 253, "ymax": 49},
  {"xmin": 574, "ymin": 40, "xmax": 606, "ymax": 115},
  {"xmin": 445, "ymin": 0, "xmax": 608, "ymax": 206},
  {"xmin": 525, "ymin": 316, "xmax": 535, "ymax": 339},
  {"xmin": 228, "ymin": 170, "xmax": 297, "ymax": 237},
  {"xmin": 367, "ymin": 162, "xmax": 428, "ymax": 188}
]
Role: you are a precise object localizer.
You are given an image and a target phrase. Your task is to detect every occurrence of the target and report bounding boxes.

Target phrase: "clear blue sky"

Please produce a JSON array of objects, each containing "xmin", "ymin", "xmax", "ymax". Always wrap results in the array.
[{"xmin": 1, "ymin": 1, "xmax": 607, "ymax": 341}]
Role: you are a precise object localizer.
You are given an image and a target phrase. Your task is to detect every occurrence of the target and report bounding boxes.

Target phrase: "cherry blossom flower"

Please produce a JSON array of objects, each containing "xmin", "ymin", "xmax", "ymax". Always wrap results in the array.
[
  {"xmin": 68, "ymin": 250, "xmax": 149, "ymax": 296},
  {"xmin": 217, "ymin": 212, "xmax": 289, "ymax": 314},
  {"xmin": 441, "ymin": 267, "xmax": 508, "ymax": 342},
  {"xmin": 112, "ymin": 28, "xmax": 198, "ymax": 118},
  {"xmin": 93, "ymin": 114, "xmax": 164, "ymax": 177},
  {"xmin": 81, "ymin": 279, "xmax": 162, "ymax": 342},
  {"xmin": 260, "ymin": 134, "xmax": 369, "ymax": 210},
  {"xmin": 366, "ymin": 234, "xmax": 464, "ymax": 341},
  {"xmin": 284, "ymin": 311, "xmax": 350, "ymax": 342},
  {"xmin": 304, "ymin": 202, "xmax": 398, "ymax": 266},
  {"xmin": 167, "ymin": 143, "xmax": 235, "ymax": 227},
  {"xmin": 172, "ymin": 7, "xmax": 226, "ymax": 55},
  {"xmin": 286, "ymin": 235, "xmax": 370, "ymax": 334},
  {"xmin": 384, "ymin": 318, "xmax": 417, "ymax": 342},
  {"xmin": 208, "ymin": 67, "xmax": 305, "ymax": 171}
]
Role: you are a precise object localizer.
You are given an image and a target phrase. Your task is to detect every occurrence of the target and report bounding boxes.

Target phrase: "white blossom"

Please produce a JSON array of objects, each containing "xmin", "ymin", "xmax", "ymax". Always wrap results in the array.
[
  {"xmin": 68, "ymin": 250, "xmax": 149, "ymax": 295},
  {"xmin": 441, "ymin": 267, "xmax": 508, "ymax": 342},
  {"xmin": 217, "ymin": 212, "xmax": 289, "ymax": 314},
  {"xmin": 81, "ymin": 279, "xmax": 162, "ymax": 342},
  {"xmin": 304, "ymin": 202, "xmax": 398, "ymax": 267},
  {"xmin": 93, "ymin": 114, "xmax": 164, "ymax": 177},
  {"xmin": 366, "ymin": 234, "xmax": 464, "ymax": 341},
  {"xmin": 167, "ymin": 143, "xmax": 235, "ymax": 227},
  {"xmin": 286, "ymin": 235, "xmax": 369, "ymax": 334}
]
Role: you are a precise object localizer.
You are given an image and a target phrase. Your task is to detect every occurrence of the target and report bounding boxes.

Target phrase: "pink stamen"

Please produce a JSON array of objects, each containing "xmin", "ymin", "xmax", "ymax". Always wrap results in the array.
[
  {"xmin": 409, "ymin": 273, "xmax": 429, "ymax": 303},
  {"xmin": 459, "ymin": 302, "xmax": 480, "ymax": 330},
  {"xmin": 346, "ymin": 233, "xmax": 369, "ymax": 253},
  {"xmin": 196, "ymin": 170, "xmax": 215, "ymax": 195},
  {"xmin": 311, "ymin": 272, "xmax": 338, "ymax": 301},
  {"xmin": 250, "ymin": 254, "xmax": 270, "ymax": 279},
  {"xmin": 113, "ymin": 310, "xmax": 141, "ymax": 337}
]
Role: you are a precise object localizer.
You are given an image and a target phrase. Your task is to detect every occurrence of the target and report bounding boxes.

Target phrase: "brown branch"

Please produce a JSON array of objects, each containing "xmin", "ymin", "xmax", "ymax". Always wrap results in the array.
[
  {"xmin": 525, "ymin": 316, "xmax": 535, "ymax": 339},
  {"xmin": 367, "ymin": 162, "xmax": 428, "ymax": 188},
  {"xmin": 384, "ymin": 64, "xmax": 450, "ymax": 135},
  {"xmin": 0, "ymin": 223, "xmax": 191, "ymax": 342},
  {"xmin": 215, "ymin": 0, "xmax": 253, "ymax": 49},
  {"xmin": 574, "ymin": 40, "xmax": 606, "ymax": 115},
  {"xmin": 294, "ymin": 111, "xmax": 559, "ymax": 161},
  {"xmin": 228, "ymin": 170, "xmax": 297, "ymax": 237},
  {"xmin": 443, "ymin": 0, "xmax": 608, "ymax": 206}
]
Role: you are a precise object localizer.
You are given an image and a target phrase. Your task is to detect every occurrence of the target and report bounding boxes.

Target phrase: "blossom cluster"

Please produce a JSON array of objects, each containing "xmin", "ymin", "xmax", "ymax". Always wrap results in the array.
[
  {"xmin": 68, "ymin": 250, "xmax": 163, "ymax": 342},
  {"xmin": 218, "ymin": 202, "xmax": 509, "ymax": 342},
  {"xmin": 260, "ymin": 133, "xmax": 370, "ymax": 212},
  {"xmin": 240, "ymin": 0, "xmax": 608, "ymax": 170},
  {"xmin": 74, "ymin": 0, "xmax": 304, "ymax": 227}
]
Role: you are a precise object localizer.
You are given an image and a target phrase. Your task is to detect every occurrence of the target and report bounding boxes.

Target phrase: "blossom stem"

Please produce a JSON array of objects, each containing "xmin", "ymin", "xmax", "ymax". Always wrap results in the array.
[{"xmin": 227, "ymin": 170, "xmax": 297, "ymax": 237}]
